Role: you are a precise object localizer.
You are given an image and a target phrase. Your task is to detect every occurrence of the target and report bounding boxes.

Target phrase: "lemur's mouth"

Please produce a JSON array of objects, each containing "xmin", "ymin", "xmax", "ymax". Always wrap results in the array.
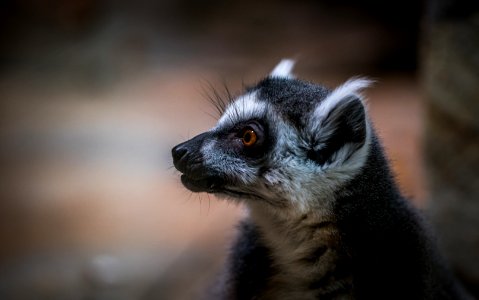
[
  {"xmin": 180, "ymin": 174, "xmax": 224, "ymax": 193},
  {"xmin": 180, "ymin": 174, "xmax": 261, "ymax": 200}
]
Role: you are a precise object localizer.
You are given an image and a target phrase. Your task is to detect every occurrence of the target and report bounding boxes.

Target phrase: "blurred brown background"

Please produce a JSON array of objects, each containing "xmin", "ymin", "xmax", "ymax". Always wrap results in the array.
[{"xmin": 0, "ymin": 0, "xmax": 478, "ymax": 299}]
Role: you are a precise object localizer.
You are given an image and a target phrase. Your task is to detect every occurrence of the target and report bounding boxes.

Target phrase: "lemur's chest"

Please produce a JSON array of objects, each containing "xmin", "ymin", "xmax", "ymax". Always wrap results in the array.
[{"xmin": 251, "ymin": 212, "xmax": 354, "ymax": 299}]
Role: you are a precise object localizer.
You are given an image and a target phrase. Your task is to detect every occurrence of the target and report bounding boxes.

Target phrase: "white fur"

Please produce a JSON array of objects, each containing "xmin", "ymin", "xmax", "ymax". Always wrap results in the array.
[
  {"xmin": 313, "ymin": 78, "xmax": 372, "ymax": 122},
  {"xmin": 201, "ymin": 138, "xmax": 258, "ymax": 185},
  {"xmin": 217, "ymin": 92, "xmax": 266, "ymax": 128},
  {"xmin": 255, "ymin": 119, "xmax": 337, "ymax": 213},
  {"xmin": 270, "ymin": 59, "xmax": 296, "ymax": 78},
  {"xmin": 248, "ymin": 203, "xmax": 346, "ymax": 300}
]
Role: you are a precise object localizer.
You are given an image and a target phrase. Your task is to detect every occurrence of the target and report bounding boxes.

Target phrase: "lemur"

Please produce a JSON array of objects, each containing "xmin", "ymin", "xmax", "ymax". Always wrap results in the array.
[{"xmin": 171, "ymin": 60, "xmax": 471, "ymax": 300}]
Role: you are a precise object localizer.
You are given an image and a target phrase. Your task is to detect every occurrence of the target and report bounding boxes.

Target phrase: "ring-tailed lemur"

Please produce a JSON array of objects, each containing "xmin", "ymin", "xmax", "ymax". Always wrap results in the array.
[{"xmin": 171, "ymin": 60, "xmax": 471, "ymax": 300}]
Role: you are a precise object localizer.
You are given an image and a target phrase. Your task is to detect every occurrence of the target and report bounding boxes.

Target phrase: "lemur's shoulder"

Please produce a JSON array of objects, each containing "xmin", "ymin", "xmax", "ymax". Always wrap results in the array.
[{"xmin": 333, "ymin": 137, "xmax": 469, "ymax": 299}]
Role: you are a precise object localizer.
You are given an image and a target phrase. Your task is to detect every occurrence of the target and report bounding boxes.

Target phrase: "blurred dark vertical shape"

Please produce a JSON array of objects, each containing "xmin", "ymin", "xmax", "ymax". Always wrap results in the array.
[
  {"xmin": 322, "ymin": 0, "xmax": 422, "ymax": 71},
  {"xmin": 423, "ymin": 0, "xmax": 479, "ymax": 297}
]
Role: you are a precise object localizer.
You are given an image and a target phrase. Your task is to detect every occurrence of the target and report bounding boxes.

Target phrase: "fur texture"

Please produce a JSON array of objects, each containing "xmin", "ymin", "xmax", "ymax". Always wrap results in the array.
[{"xmin": 172, "ymin": 61, "xmax": 471, "ymax": 300}]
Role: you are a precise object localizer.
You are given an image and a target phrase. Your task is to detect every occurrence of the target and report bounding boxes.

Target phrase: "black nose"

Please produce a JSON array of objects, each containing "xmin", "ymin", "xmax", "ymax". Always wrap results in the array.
[
  {"xmin": 172, "ymin": 143, "xmax": 188, "ymax": 163},
  {"xmin": 172, "ymin": 142, "xmax": 190, "ymax": 172},
  {"xmin": 171, "ymin": 132, "xmax": 210, "ymax": 172}
]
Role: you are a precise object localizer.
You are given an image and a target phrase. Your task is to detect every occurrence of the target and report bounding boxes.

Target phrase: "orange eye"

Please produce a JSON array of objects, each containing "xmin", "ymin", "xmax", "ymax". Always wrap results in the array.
[{"xmin": 242, "ymin": 129, "xmax": 257, "ymax": 146}]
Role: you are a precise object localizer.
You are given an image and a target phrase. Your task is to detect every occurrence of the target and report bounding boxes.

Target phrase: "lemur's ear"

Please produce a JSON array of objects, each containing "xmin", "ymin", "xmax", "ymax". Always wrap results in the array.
[
  {"xmin": 308, "ymin": 78, "xmax": 372, "ymax": 166},
  {"xmin": 270, "ymin": 59, "xmax": 295, "ymax": 78}
]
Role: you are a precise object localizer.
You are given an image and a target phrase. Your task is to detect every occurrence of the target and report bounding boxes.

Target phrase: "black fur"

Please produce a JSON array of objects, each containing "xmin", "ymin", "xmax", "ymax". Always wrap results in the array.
[
  {"xmin": 332, "ymin": 134, "xmax": 469, "ymax": 299},
  {"xmin": 255, "ymin": 77, "xmax": 329, "ymax": 129},
  {"xmin": 208, "ymin": 222, "xmax": 274, "ymax": 300}
]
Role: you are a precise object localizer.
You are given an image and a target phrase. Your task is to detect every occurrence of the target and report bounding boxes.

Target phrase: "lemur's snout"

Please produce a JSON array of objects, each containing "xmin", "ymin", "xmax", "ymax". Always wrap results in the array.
[
  {"xmin": 171, "ymin": 133, "xmax": 207, "ymax": 163},
  {"xmin": 172, "ymin": 132, "xmax": 224, "ymax": 193},
  {"xmin": 172, "ymin": 132, "xmax": 209, "ymax": 175}
]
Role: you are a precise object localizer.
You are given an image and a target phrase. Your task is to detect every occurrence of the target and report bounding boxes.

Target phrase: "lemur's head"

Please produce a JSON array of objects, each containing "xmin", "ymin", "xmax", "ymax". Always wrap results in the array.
[{"xmin": 172, "ymin": 60, "xmax": 372, "ymax": 212}]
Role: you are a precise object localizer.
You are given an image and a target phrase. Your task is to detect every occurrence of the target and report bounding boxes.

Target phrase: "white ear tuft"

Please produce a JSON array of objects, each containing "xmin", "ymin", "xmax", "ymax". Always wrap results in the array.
[
  {"xmin": 270, "ymin": 59, "xmax": 295, "ymax": 78},
  {"xmin": 329, "ymin": 77, "xmax": 373, "ymax": 100},
  {"xmin": 314, "ymin": 77, "xmax": 372, "ymax": 120}
]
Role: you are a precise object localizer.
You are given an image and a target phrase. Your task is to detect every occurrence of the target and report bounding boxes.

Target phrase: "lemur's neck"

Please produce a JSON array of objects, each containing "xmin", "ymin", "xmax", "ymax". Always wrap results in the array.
[
  {"xmin": 248, "ymin": 200, "xmax": 353, "ymax": 299},
  {"xmin": 247, "ymin": 185, "xmax": 352, "ymax": 299}
]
